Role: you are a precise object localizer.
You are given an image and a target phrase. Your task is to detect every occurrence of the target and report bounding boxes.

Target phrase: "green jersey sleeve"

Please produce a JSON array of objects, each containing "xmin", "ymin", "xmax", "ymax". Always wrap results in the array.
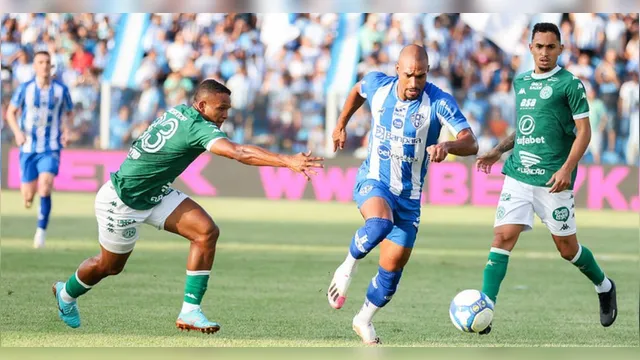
[
  {"xmin": 566, "ymin": 77, "xmax": 590, "ymax": 120},
  {"xmin": 188, "ymin": 119, "xmax": 228, "ymax": 151}
]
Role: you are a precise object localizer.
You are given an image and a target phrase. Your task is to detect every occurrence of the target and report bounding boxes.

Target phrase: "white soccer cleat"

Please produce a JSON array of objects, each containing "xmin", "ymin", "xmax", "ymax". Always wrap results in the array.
[
  {"xmin": 352, "ymin": 318, "xmax": 381, "ymax": 345},
  {"xmin": 33, "ymin": 228, "xmax": 46, "ymax": 249},
  {"xmin": 327, "ymin": 264, "xmax": 356, "ymax": 309}
]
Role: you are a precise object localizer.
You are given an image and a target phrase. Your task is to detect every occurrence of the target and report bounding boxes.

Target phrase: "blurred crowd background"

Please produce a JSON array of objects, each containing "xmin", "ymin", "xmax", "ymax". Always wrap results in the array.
[{"xmin": 1, "ymin": 13, "xmax": 638, "ymax": 165}]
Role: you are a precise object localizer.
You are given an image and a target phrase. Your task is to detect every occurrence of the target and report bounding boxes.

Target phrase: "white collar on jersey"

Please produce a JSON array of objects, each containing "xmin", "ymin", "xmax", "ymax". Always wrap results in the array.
[{"xmin": 531, "ymin": 65, "xmax": 562, "ymax": 80}]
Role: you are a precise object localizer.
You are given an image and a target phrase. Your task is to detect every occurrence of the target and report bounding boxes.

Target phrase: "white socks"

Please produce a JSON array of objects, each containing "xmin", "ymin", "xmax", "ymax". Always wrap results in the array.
[
  {"xmin": 341, "ymin": 252, "xmax": 359, "ymax": 273},
  {"xmin": 595, "ymin": 277, "xmax": 612, "ymax": 294},
  {"xmin": 354, "ymin": 299, "xmax": 380, "ymax": 325},
  {"xmin": 59, "ymin": 285, "xmax": 76, "ymax": 303},
  {"xmin": 181, "ymin": 302, "xmax": 201, "ymax": 313}
]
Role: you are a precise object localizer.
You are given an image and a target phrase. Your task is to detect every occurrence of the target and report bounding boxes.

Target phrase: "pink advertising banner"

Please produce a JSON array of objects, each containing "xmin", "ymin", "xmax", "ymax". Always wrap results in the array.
[{"xmin": 2, "ymin": 147, "xmax": 638, "ymax": 211}]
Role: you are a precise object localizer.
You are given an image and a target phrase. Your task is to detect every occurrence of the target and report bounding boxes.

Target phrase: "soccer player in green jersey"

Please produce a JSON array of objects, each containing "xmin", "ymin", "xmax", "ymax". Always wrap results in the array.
[
  {"xmin": 475, "ymin": 22, "xmax": 617, "ymax": 334},
  {"xmin": 52, "ymin": 79, "xmax": 324, "ymax": 333}
]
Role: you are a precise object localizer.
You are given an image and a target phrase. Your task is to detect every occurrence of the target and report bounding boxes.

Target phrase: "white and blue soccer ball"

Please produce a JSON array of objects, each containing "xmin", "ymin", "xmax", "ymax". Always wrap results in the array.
[{"xmin": 449, "ymin": 289, "xmax": 494, "ymax": 333}]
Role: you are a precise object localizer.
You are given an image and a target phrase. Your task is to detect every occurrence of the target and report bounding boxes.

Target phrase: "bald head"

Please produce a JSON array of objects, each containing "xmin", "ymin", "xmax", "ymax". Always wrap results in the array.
[
  {"xmin": 398, "ymin": 44, "xmax": 429, "ymax": 65},
  {"xmin": 395, "ymin": 45, "xmax": 429, "ymax": 101}
]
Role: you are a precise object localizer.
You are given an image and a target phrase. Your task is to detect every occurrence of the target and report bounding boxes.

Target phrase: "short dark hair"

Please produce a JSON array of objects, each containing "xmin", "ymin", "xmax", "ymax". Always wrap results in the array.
[
  {"xmin": 531, "ymin": 22, "xmax": 561, "ymax": 43},
  {"xmin": 194, "ymin": 78, "xmax": 231, "ymax": 101},
  {"xmin": 33, "ymin": 51, "xmax": 51, "ymax": 59}
]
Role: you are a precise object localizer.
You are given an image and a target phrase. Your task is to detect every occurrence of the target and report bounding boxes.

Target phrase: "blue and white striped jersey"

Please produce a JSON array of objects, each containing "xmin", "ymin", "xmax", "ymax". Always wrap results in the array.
[
  {"xmin": 10, "ymin": 78, "xmax": 73, "ymax": 153},
  {"xmin": 356, "ymin": 71, "xmax": 470, "ymax": 200}
]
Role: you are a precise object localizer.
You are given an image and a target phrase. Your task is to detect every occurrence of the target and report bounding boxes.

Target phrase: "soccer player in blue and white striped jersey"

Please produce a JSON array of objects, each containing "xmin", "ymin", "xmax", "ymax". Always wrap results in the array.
[
  {"xmin": 5, "ymin": 51, "xmax": 74, "ymax": 248},
  {"xmin": 327, "ymin": 45, "xmax": 479, "ymax": 344}
]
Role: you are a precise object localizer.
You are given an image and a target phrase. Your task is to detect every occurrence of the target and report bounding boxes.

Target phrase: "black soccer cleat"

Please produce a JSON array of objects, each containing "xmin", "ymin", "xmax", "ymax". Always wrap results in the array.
[
  {"xmin": 478, "ymin": 322, "xmax": 492, "ymax": 335},
  {"xmin": 598, "ymin": 278, "xmax": 617, "ymax": 327}
]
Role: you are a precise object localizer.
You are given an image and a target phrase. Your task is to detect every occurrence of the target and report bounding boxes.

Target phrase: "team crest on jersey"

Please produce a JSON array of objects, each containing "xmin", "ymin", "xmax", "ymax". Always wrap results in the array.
[
  {"xmin": 540, "ymin": 86, "xmax": 553, "ymax": 99},
  {"xmin": 410, "ymin": 113, "xmax": 426, "ymax": 128}
]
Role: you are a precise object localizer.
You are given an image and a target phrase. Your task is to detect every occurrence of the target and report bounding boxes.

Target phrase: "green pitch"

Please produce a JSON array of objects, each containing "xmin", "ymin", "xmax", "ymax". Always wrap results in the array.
[{"xmin": 1, "ymin": 191, "xmax": 638, "ymax": 347}]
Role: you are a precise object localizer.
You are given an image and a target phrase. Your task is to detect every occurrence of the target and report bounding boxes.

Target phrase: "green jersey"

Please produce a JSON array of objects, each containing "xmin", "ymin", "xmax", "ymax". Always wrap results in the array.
[
  {"xmin": 502, "ymin": 66, "xmax": 590, "ymax": 189},
  {"xmin": 111, "ymin": 104, "xmax": 227, "ymax": 210}
]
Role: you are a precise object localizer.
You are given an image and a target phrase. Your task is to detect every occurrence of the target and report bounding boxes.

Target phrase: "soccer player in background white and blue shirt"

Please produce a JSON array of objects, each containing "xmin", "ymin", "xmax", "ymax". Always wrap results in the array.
[
  {"xmin": 5, "ymin": 51, "xmax": 74, "ymax": 249},
  {"xmin": 327, "ymin": 45, "xmax": 479, "ymax": 344}
]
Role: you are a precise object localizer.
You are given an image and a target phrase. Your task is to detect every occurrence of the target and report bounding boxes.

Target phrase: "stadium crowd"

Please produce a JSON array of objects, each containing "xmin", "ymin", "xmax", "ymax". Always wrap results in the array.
[{"xmin": 2, "ymin": 13, "xmax": 638, "ymax": 165}]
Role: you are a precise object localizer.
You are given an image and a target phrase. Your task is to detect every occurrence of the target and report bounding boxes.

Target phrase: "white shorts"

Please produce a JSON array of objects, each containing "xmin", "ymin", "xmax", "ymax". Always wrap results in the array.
[
  {"xmin": 494, "ymin": 176, "xmax": 576, "ymax": 236},
  {"xmin": 95, "ymin": 180, "xmax": 189, "ymax": 254}
]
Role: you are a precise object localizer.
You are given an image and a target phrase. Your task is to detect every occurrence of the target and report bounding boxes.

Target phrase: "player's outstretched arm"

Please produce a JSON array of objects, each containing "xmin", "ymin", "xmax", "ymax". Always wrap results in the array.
[
  {"xmin": 209, "ymin": 138, "xmax": 324, "ymax": 181},
  {"xmin": 475, "ymin": 132, "xmax": 516, "ymax": 174},
  {"xmin": 332, "ymin": 82, "xmax": 366, "ymax": 152},
  {"xmin": 427, "ymin": 128, "xmax": 478, "ymax": 163}
]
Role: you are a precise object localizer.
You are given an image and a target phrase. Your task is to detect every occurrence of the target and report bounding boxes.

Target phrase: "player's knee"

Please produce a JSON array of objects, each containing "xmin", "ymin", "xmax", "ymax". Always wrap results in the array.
[
  {"xmin": 492, "ymin": 230, "xmax": 518, "ymax": 250},
  {"xmin": 555, "ymin": 237, "xmax": 579, "ymax": 261},
  {"xmin": 365, "ymin": 217, "xmax": 394, "ymax": 243},
  {"xmin": 366, "ymin": 266, "xmax": 403, "ymax": 307},
  {"xmin": 193, "ymin": 222, "xmax": 220, "ymax": 249},
  {"xmin": 38, "ymin": 183, "xmax": 53, "ymax": 197}
]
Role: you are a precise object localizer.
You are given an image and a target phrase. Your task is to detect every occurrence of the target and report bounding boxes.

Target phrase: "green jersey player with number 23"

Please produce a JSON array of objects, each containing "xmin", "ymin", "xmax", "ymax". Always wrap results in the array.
[{"xmin": 51, "ymin": 79, "xmax": 324, "ymax": 333}]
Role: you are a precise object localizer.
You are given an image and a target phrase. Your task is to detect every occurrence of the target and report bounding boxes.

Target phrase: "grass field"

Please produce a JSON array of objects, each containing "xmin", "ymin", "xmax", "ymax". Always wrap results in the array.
[{"xmin": 1, "ymin": 190, "xmax": 638, "ymax": 347}]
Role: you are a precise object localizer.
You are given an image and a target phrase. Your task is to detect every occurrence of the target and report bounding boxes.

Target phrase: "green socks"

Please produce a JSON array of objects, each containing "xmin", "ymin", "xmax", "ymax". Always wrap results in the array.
[
  {"xmin": 570, "ymin": 244, "xmax": 607, "ymax": 289},
  {"xmin": 184, "ymin": 270, "xmax": 210, "ymax": 305},
  {"xmin": 63, "ymin": 272, "xmax": 92, "ymax": 300},
  {"xmin": 482, "ymin": 247, "xmax": 511, "ymax": 304}
]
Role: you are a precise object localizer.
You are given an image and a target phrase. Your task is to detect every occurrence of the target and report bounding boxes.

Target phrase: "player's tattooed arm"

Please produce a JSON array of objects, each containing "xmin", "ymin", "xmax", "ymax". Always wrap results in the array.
[
  {"xmin": 495, "ymin": 132, "xmax": 516, "ymax": 154},
  {"xmin": 475, "ymin": 132, "xmax": 514, "ymax": 174},
  {"xmin": 209, "ymin": 138, "xmax": 324, "ymax": 181}
]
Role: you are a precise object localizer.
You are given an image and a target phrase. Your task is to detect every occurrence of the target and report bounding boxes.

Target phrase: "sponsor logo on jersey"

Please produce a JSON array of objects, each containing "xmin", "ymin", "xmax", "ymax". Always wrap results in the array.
[
  {"xmin": 517, "ymin": 150, "xmax": 545, "ymax": 175},
  {"xmin": 540, "ymin": 85, "xmax": 553, "ymax": 99},
  {"xmin": 377, "ymin": 144, "xmax": 391, "ymax": 160},
  {"xmin": 393, "ymin": 106, "xmax": 408, "ymax": 117},
  {"xmin": 524, "ymin": 76, "xmax": 532, "ymax": 80},
  {"xmin": 530, "ymin": 82, "xmax": 543, "ymax": 90},
  {"xmin": 374, "ymin": 125, "xmax": 422, "ymax": 144},
  {"xmin": 520, "ymin": 98, "xmax": 537, "ymax": 108},
  {"xmin": 392, "ymin": 118, "xmax": 403, "ymax": 129},
  {"xmin": 518, "ymin": 88, "xmax": 526, "ymax": 95},
  {"xmin": 518, "ymin": 115, "xmax": 536, "ymax": 135},
  {"xmin": 516, "ymin": 115, "xmax": 546, "ymax": 145},
  {"xmin": 548, "ymin": 77, "xmax": 559, "ymax": 82}
]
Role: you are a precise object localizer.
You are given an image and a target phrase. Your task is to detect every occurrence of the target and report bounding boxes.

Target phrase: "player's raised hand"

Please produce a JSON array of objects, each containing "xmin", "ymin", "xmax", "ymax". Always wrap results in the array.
[
  {"xmin": 287, "ymin": 151, "xmax": 325, "ymax": 181},
  {"xmin": 426, "ymin": 144, "xmax": 448, "ymax": 163},
  {"xmin": 475, "ymin": 149, "xmax": 502, "ymax": 174},
  {"xmin": 14, "ymin": 131, "xmax": 26, "ymax": 147},
  {"xmin": 546, "ymin": 167, "xmax": 571, "ymax": 193},
  {"xmin": 332, "ymin": 127, "xmax": 347, "ymax": 152}
]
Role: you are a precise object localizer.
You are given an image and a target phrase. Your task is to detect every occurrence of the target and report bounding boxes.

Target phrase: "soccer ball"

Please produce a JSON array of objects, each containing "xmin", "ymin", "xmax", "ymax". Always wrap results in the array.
[{"xmin": 449, "ymin": 289, "xmax": 494, "ymax": 333}]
